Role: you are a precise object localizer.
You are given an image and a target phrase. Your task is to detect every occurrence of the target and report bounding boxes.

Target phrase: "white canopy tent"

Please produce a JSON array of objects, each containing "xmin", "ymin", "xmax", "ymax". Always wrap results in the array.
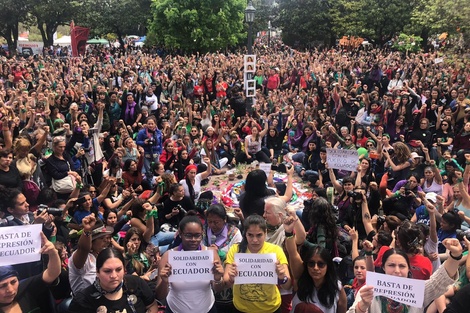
[{"xmin": 54, "ymin": 36, "xmax": 71, "ymax": 46}]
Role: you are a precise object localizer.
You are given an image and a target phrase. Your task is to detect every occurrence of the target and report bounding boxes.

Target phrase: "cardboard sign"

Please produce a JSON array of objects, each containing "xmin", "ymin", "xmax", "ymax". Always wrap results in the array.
[
  {"xmin": 259, "ymin": 162, "xmax": 272, "ymax": 176},
  {"xmin": 168, "ymin": 250, "xmax": 214, "ymax": 282},
  {"xmin": 0, "ymin": 224, "xmax": 42, "ymax": 266},
  {"xmin": 326, "ymin": 148, "xmax": 359, "ymax": 172},
  {"xmin": 234, "ymin": 253, "xmax": 277, "ymax": 284},
  {"xmin": 244, "ymin": 54, "xmax": 256, "ymax": 98},
  {"xmin": 367, "ymin": 271, "xmax": 425, "ymax": 308}
]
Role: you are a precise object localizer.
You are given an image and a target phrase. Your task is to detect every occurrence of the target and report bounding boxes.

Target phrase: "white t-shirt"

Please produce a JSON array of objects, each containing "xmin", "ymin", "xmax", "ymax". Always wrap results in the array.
[
  {"xmin": 424, "ymin": 238, "xmax": 441, "ymax": 273},
  {"xmin": 180, "ymin": 173, "xmax": 202, "ymax": 201},
  {"xmin": 291, "ymin": 281, "xmax": 341, "ymax": 313},
  {"xmin": 69, "ymin": 251, "xmax": 96, "ymax": 295},
  {"xmin": 245, "ymin": 135, "xmax": 262, "ymax": 154}
]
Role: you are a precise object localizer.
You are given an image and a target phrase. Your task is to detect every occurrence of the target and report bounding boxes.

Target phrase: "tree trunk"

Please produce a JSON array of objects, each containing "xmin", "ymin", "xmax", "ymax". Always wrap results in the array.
[
  {"xmin": 116, "ymin": 29, "xmax": 125, "ymax": 50},
  {"xmin": 420, "ymin": 28, "xmax": 430, "ymax": 52},
  {"xmin": 6, "ymin": 23, "xmax": 18, "ymax": 56},
  {"xmin": 38, "ymin": 21, "xmax": 56, "ymax": 47}
]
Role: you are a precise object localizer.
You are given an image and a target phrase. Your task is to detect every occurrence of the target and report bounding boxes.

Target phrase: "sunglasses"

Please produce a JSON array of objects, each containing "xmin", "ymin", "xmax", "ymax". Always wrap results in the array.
[{"xmin": 307, "ymin": 261, "xmax": 327, "ymax": 269}]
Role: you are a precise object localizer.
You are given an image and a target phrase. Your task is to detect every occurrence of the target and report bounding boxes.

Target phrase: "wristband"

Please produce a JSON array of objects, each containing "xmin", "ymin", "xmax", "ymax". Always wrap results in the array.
[
  {"xmin": 213, "ymin": 277, "xmax": 223, "ymax": 284},
  {"xmin": 146, "ymin": 209, "xmax": 158, "ymax": 220},
  {"xmin": 449, "ymin": 252, "xmax": 463, "ymax": 261},
  {"xmin": 76, "ymin": 182, "xmax": 83, "ymax": 190},
  {"xmin": 457, "ymin": 178, "xmax": 464, "ymax": 183},
  {"xmin": 278, "ymin": 276, "xmax": 288, "ymax": 285},
  {"xmin": 365, "ymin": 251, "xmax": 373, "ymax": 256},
  {"xmin": 285, "ymin": 231, "xmax": 294, "ymax": 238},
  {"xmin": 83, "ymin": 231, "xmax": 92, "ymax": 237},
  {"xmin": 466, "ymin": 162, "xmax": 470, "ymax": 165}
]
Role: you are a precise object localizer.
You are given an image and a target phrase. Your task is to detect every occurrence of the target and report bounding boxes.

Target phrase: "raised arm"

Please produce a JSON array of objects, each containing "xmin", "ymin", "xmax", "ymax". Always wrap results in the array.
[
  {"xmin": 72, "ymin": 214, "xmax": 96, "ymax": 270},
  {"xmin": 40, "ymin": 232, "xmax": 61, "ymax": 284}
]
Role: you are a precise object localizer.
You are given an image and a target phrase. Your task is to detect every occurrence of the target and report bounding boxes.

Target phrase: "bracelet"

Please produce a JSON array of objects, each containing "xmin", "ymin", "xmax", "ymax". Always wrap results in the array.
[
  {"xmin": 213, "ymin": 277, "xmax": 223, "ymax": 284},
  {"xmin": 457, "ymin": 178, "xmax": 464, "ymax": 183},
  {"xmin": 357, "ymin": 301, "xmax": 367, "ymax": 313},
  {"xmin": 278, "ymin": 276, "xmax": 288, "ymax": 285},
  {"xmin": 285, "ymin": 231, "xmax": 294, "ymax": 238},
  {"xmin": 83, "ymin": 231, "xmax": 92, "ymax": 237},
  {"xmin": 365, "ymin": 251, "xmax": 373, "ymax": 256},
  {"xmin": 449, "ymin": 252, "xmax": 463, "ymax": 261}
]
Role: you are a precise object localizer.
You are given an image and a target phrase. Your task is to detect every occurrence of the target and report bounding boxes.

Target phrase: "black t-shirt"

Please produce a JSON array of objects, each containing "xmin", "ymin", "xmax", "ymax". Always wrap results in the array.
[
  {"xmin": 68, "ymin": 275, "xmax": 155, "ymax": 313},
  {"xmin": 161, "ymin": 196, "xmax": 197, "ymax": 227},
  {"xmin": 16, "ymin": 274, "xmax": 55, "ymax": 313}
]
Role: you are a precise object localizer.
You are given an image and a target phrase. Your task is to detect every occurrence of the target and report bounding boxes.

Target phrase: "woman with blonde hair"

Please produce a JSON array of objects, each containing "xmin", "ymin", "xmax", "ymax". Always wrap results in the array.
[{"xmin": 379, "ymin": 141, "xmax": 413, "ymax": 197}]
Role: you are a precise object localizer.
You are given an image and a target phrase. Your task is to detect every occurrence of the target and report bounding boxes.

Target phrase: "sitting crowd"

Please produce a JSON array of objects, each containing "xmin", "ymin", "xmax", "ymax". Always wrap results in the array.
[{"xmin": 1, "ymin": 41, "xmax": 470, "ymax": 313}]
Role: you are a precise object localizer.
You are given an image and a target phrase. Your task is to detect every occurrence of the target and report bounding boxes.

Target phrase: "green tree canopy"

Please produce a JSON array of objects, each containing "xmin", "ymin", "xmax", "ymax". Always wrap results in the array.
[
  {"xmin": 0, "ymin": 0, "xmax": 30, "ymax": 54},
  {"xmin": 28, "ymin": 0, "xmax": 79, "ymax": 46},
  {"xmin": 148, "ymin": 0, "xmax": 246, "ymax": 52},
  {"xmin": 278, "ymin": 0, "xmax": 333, "ymax": 47},
  {"xmin": 329, "ymin": 0, "xmax": 413, "ymax": 45},
  {"xmin": 75, "ymin": 0, "xmax": 151, "ymax": 47}
]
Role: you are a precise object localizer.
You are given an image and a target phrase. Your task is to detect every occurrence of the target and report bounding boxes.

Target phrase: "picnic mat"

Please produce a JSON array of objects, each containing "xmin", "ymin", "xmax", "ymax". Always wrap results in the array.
[{"xmin": 201, "ymin": 163, "xmax": 313, "ymax": 212}]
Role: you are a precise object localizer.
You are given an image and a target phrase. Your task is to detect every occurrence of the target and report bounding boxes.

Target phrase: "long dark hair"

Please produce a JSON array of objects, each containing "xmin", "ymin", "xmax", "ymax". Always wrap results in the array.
[
  {"xmin": 297, "ymin": 246, "xmax": 340, "ymax": 308},
  {"xmin": 96, "ymin": 247, "xmax": 125, "ymax": 272},
  {"xmin": 307, "ymin": 198, "xmax": 338, "ymax": 243},
  {"xmin": 238, "ymin": 215, "xmax": 266, "ymax": 253}
]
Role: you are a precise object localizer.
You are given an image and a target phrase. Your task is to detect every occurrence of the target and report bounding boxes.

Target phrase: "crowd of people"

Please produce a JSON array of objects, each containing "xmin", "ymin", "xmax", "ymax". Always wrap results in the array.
[{"xmin": 0, "ymin": 40, "xmax": 470, "ymax": 313}]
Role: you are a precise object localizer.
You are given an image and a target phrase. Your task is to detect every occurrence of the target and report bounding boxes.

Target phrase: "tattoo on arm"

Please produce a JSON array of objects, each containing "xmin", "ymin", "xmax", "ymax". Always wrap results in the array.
[{"xmin": 364, "ymin": 213, "xmax": 371, "ymax": 220}]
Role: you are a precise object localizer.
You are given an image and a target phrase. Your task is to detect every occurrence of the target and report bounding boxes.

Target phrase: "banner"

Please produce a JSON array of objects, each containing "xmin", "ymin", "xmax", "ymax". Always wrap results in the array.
[
  {"xmin": 234, "ymin": 253, "xmax": 277, "ymax": 284},
  {"xmin": 0, "ymin": 224, "xmax": 42, "ymax": 266},
  {"xmin": 244, "ymin": 54, "xmax": 256, "ymax": 98},
  {"xmin": 367, "ymin": 271, "xmax": 425, "ymax": 308},
  {"xmin": 326, "ymin": 148, "xmax": 359, "ymax": 172},
  {"xmin": 168, "ymin": 250, "xmax": 214, "ymax": 282},
  {"xmin": 71, "ymin": 21, "xmax": 90, "ymax": 57}
]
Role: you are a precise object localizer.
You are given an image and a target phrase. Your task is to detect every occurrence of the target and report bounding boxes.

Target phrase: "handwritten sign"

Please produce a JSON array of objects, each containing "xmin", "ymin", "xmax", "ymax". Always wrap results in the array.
[
  {"xmin": 234, "ymin": 253, "xmax": 277, "ymax": 284},
  {"xmin": 326, "ymin": 148, "xmax": 358, "ymax": 172},
  {"xmin": 367, "ymin": 271, "xmax": 425, "ymax": 308},
  {"xmin": 259, "ymin": 162, "xmax": 272, "ymax": 176},
  {"xmin": 0, "ymin": 224, "xmax": 42, "ymax": 266},
  {"xmin": 168, "ymin": 250, "xmax": 214, "ymax": 282}
]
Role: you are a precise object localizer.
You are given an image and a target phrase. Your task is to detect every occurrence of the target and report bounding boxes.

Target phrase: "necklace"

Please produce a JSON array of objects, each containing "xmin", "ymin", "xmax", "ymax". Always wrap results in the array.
[{"xmin": 380, "ymin": 296, "xmax": 408, "ymax": 313}]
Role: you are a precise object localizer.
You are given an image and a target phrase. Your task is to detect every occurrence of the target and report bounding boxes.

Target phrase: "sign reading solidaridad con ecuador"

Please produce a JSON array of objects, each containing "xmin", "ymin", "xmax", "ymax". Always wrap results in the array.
[
  {"xmin": 234, "ymin": 253, "xmax": 277, "ymax": 285},
  {"xmin": 168, "ymin": 250, "xmax": 214, "ymax": 282}
]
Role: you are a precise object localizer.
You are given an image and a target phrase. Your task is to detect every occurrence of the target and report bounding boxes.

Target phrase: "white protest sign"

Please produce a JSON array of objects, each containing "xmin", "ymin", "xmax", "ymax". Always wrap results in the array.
[
  {"xmin": 259, "ymin": 162, "xmax": 271, "ymax": 176},
  {"xmin": 0, "ymin": 224, "xmax": 42, "ymax": 266},
  {"xmin": 434, "ymin": 57, "xmax": 444, "ymax": 64},
  {"xmin": 326, "ymin": 148, "xmax": 358, "ymax": 172},
  {"xmin": 366, "ymin": 271, "xmax": 425, "ymax": 308},
  {"xmin": 168, "ymin": 250, "xmax": 214, "ymax": 282},
  {"xmin": 234, "ymin": 253, "xmax": 277, "ymax": 285}
]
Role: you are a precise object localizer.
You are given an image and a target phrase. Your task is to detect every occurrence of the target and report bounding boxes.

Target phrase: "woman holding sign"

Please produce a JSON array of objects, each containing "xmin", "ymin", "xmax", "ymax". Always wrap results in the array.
[
  {"xmin": 155, "ymin": 212, "xmax": 224, "ymax": 313},
  {"xmin": 224, "ymin": 214, "xmax": 291, "ymax": 313},
  {"xmin": 347, "ymin": 238, "xmax": 463, "ymax": 313}
]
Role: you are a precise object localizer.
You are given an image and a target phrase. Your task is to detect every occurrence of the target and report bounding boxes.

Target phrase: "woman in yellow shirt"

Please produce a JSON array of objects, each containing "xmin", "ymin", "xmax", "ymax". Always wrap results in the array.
[{"xmin": 224, "ymin": 215, "xmax": 291, "ymax": 313}]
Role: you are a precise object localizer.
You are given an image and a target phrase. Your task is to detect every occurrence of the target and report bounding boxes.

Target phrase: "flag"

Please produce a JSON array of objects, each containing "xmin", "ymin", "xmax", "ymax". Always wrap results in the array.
[{"xmin": 71, "ymin": 22, "xmax": 89, "ymax": 57}]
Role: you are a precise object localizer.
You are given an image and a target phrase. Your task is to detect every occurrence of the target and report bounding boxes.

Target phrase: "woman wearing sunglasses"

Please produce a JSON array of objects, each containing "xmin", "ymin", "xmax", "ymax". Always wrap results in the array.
[{"xmin": 286, "ymin": 231, "xmax": 347, "ymax": 313}]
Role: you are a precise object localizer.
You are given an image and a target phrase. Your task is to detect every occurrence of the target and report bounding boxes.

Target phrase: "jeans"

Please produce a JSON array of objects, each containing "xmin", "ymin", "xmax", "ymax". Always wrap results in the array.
[
  {"xmin": 143, "ymin": 154, "xmax": 160, "ymax": 179},
  {"xmin": 150, "ymin": 231, "xmax": 176, "ymax": 254},
  {"xmin": 292, "ymin": 152, "xmax": 305, "ymax": 163}
]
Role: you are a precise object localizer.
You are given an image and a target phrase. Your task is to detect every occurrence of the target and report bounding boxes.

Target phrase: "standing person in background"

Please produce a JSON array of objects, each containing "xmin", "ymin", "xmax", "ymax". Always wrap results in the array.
[{"xmin": 136, "ymin": 116, "xmax": 163, "ymax": 182}]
